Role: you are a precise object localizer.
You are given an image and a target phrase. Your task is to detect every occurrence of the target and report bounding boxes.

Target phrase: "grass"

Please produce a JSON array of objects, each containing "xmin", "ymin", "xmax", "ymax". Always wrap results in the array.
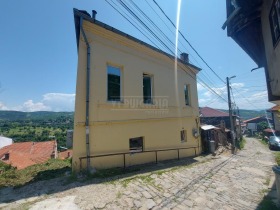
[
  {"xmin": 260, "ymin": 138, "xmax": 269, "ymax": 146},
  {"xmin": 275, "ymin": 152, "xmax": 280, "ymax": 166},
  {"xmin": 0, "ymin": 159, "xmax": 71, "ymax": 188},
  {"xmin": 237, "ymin": 137, "xmax": 246, "ymax": 149}
]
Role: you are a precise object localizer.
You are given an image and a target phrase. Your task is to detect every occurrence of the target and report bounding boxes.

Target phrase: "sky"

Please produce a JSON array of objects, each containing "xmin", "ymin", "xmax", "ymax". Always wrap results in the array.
[{"xmin": 0, "ymin": 0, "xmax": 275, "ymax": 112}]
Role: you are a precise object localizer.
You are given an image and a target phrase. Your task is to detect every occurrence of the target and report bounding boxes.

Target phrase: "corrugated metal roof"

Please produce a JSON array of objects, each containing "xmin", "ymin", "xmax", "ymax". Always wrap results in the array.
[{"xmin": 201, "ymin": 125, "xmax": 218, "ymax": 130}]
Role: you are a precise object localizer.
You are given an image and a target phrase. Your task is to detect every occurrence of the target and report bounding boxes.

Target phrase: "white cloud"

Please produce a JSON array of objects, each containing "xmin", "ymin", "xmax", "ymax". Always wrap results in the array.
[
  {"xmin": 16, "ymin": 100, "xmax": 51, "ymax": 112},
  {"xmin": 198, "ymin": 83, "xmax": 274, "ymax": 110},
  {"xmin": 3, "ymin": 93, "xmax": 75, "ymax": 112},
  {"xmin": 0, "ymin": 102, "xmax": 8, "ymax": 110},
  {"xmin": 42, "ymin": 93, "xmax": 75, "ymax": 112}
]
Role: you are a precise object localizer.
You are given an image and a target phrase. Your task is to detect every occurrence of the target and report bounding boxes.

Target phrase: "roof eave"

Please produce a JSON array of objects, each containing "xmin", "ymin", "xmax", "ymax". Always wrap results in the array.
[{"xmin": 73, "ymin": 8, "xmax": 201, "ymax": 72}]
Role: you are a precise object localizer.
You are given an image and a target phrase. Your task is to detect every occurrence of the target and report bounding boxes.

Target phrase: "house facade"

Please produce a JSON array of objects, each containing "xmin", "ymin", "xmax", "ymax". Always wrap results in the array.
[
  {"xmin": 72, "ymin": 9, "xmax": 201, "ymax": 171},
  {"xmin": 224, "ymin": 0, "xmax": 280, "ymax": 105},
  {"xmin": 269, "ymin": 105, "xmax": 280, "ymax": 131},
  {"xmin": 243, "ymin": 116, "xmax": 273, "ymax": 135}
]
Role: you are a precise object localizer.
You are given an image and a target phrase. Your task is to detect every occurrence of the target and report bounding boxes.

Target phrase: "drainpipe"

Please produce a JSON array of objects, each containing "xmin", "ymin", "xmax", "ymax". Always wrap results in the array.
[{"xmin": 80, "ymin": 17, "xmax": 91, "ymax": 171}]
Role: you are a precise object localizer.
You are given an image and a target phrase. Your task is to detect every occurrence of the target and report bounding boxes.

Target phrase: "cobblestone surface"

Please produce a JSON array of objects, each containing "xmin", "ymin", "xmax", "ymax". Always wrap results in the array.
[{"xmin": 0, "ymin": 137, "xmax": 276, "ymax": 209}]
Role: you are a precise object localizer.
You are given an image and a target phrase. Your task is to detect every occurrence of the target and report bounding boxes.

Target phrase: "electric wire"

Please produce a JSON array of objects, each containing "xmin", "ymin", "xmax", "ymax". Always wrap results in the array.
[
  {"xmin": 152, "ymin": 0, "xmax": 226, "ymax": 84},
  {"xmin": 105, "ymin": 0, "xmax": 229, "ymax": 103}
]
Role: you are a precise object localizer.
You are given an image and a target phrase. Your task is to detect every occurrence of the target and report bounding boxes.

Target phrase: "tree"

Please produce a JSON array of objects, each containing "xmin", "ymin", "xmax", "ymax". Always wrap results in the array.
[{"xmin": 257, "ymin": 121, "xmax": 268, "ymax": 131}]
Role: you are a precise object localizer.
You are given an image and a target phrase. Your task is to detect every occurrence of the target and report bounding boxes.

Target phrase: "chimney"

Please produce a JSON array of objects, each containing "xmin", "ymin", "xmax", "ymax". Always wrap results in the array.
[
  {"xmin": 92, "ymin": 10, "xmax": 97, "ymax": 20},
  {"xmin": 180, "ymin": 53, "xmax": 189, "ymax": 63}
]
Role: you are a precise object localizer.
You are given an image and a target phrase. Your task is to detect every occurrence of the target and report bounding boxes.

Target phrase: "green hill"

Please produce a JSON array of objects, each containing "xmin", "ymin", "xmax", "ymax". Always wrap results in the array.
[
  {"xmin": 219, "ymin": 109, "xmax": 271, "ymax": 120},
  {"xmin": 0, "ymin": 111, "xmax": 74, "ymax": 121}
]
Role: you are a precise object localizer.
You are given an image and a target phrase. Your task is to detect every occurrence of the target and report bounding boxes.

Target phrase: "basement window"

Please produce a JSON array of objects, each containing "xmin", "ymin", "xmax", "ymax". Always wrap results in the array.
[
  {"xmin": 107, "ymin": 65, "xmax": 121, "ymax": 101},
  {"xmin": 129, "ymin": 137, "xmax": 144, "ymax": 152},
  {"xmin": 180, "ymin": 130, "xmax": 187, "ymax": 142},
  {"xmin": 270, "ymin": 0, "xmax": 280, "ymax": 47}
]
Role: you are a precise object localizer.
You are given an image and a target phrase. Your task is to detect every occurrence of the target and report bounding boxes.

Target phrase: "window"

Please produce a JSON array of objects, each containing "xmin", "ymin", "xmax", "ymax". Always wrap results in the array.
[
  {"xmin": 107, "ymin": 65, "xmax": 121, "ymax": 101},
  {"xmin": 270, "ymin": 0, "xmax": 280, "ymax": 46},
  {"xmin": 184, "ymin": 85, "xmax": 190, "ymax": 106},
  {"xmin": 180, "ymin": 130, "xmax": 187, "ymax": 142},
  {"xmin": 129, "ymin": 137, "xmax": 144, "ymax": 152},
  {"xmin": 143, "ymin": 74, "xmax": 153, "ymax": 104},
  {"xmin": 4, "ymin": 153, "xmax": 9, "ymax": 160}
]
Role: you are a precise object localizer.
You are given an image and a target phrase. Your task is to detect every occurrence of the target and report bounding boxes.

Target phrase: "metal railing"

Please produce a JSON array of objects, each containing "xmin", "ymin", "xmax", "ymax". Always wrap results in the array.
[{"xmin": 79, "ymin": 146, "xmax": 198, "ymax": 170}]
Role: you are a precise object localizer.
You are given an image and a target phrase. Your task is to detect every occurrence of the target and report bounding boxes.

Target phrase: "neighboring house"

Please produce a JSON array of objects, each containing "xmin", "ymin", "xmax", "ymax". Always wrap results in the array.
[
  {"xmin": 0, "ymin": 136, "xmax": 13, "ymax": 149},
  {"xmin": 243, "ymin": 116, "xmax": 273, "ymax": 134},
  {"xmin": 58, "ymin": 149, "xmax": 73, "ymax": 160},
  {"xmin": 200, "ymin": 125, "xmax": 229, "ymax": 153},
  {"xmin": 199, "ymin": 107, "xmax": 237, "ymax": 129},
  {"xmin": 73, "ymin": 9, "xmax": 201, "ymax": 171},
  {"xmin": 224, "ymin": 0, "xmax": 280, "ymax": 104},
  {"xmin": 268, "ymin": 105, "xmax": 280, "ymax": 131},
  {"xmin": 0, "ymin": 140, "xmax": 57, "ymax": 170}
]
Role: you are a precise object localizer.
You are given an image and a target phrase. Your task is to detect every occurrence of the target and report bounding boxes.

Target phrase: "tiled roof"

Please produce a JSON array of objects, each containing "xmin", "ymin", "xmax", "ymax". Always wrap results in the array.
[
  {"xmin": 270, "ymin": 105, "xmax": 280, "ymax": 111},
  {"xmin": 58, "ymin": 149, "xmax": 72, "ymax": 160},
  {"xmin": 0, "ymin": 141, "xmax": 56, "ymax": 170},
  {"xmin": 263, "ymin": 128, "xmax": 275, "ymax": 133},
  {"xmin": 200, "ymin": 107, "xmax": 229, "ymax": 118}
]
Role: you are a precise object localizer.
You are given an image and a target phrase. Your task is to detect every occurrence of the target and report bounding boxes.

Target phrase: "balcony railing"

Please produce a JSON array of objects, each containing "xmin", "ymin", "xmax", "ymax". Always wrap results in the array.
[{"xmin": 79, "ymin": 146, "xmax": 199, "ymax": 170}]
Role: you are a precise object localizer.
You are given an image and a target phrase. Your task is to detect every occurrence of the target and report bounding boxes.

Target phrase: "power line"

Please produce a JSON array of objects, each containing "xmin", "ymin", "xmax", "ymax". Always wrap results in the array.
[
  {"xmin": 105, "ymin": 0, "xmax": 161, "ymax": 50},
  {"xmin": 104, "ymin": 0, "xmax": 228, "ymax": 103},
  {"xmin": 117, "ymin": 0, "xmax": 175, "ymax": 55},
  {"xmin": 152, "ymin": 0, "xmax": 226, "ymax": 85}
]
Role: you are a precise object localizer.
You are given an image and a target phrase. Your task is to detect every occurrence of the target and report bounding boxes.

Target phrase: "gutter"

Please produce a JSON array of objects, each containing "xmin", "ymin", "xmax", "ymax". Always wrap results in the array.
[
  {"xmin": 80, "ymin": 17, "xmax": 91, "ymax": 171},
  {"xmin": 222, "ymin": 7, "xmax": 241, "ymax": 30}
]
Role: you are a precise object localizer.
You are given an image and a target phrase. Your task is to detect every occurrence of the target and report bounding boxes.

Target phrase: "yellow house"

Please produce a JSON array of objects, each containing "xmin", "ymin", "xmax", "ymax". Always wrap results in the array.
[{"xmin": 72, "ymin": 9, "xmax": 201, "ymax": 171}]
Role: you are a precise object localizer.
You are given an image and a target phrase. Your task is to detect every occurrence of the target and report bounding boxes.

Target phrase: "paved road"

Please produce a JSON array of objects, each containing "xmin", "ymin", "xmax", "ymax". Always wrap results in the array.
[{"xmin": 0, "ymin": 137, "xmax": 277, "ymax": 209}]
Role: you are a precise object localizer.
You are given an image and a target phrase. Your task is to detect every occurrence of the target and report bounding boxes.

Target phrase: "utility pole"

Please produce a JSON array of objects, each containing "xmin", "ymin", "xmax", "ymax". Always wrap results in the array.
[
  {"xmin": 237, "ymin": 107, "xmax": 242, "ymax": 140},
  {"xmin": 227, "ymin": 76, "xmax": 236, "ymax": 153}
]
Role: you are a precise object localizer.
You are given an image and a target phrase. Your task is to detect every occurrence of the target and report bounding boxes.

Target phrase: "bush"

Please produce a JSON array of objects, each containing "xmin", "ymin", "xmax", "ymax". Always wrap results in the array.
[
  {"xmin": 275, "ymin": 152, "xmax": 280, "ymax": 166},
  {"xmin": 0, "ymin": 159, "xmax": 71, "ymax": 188}
]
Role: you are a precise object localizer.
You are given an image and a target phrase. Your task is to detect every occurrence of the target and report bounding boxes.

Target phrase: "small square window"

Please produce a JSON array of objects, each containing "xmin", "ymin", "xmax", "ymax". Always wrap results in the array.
[
  {"xmin": 184, "ymin": 85, "xmax": 190, "ymax": 106},
  {"xmin": 129, "ymin": 137, "xmax": 144, "ymax": 152},
  {"xmin": 180, "ymin": 130, "xmax": 187, "ymax": 142}
]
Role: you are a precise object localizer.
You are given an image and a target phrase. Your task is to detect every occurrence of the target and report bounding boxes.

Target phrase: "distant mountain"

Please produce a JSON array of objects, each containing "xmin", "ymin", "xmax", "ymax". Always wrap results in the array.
[
  {"xmin": 0, "ymin": 111, "xmax": 74, "ymax": 121},
  {"xmin": 219, "ymin": 109, "xmax": 271, "ymax": 120}
]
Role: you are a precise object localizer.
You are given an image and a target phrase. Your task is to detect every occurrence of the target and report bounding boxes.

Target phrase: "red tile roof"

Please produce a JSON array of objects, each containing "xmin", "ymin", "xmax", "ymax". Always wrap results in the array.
[
  {"xmin": 58, "ymin": 149, "xmax": 72, "ymax": 160},
  {"xmin": 263, "ymin": 128, "xmax": 276, "ymax": 133},
  {"xmin": 270, "ymin": 105, "xmax": 280, "ymax": 112},
  {"xmin": 200, "ymin": 107, "xmax": 229, "ymax": 118},
  {"xmin": 0, "ymin": 141, "xmax": 57, "ymax": 170}
]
